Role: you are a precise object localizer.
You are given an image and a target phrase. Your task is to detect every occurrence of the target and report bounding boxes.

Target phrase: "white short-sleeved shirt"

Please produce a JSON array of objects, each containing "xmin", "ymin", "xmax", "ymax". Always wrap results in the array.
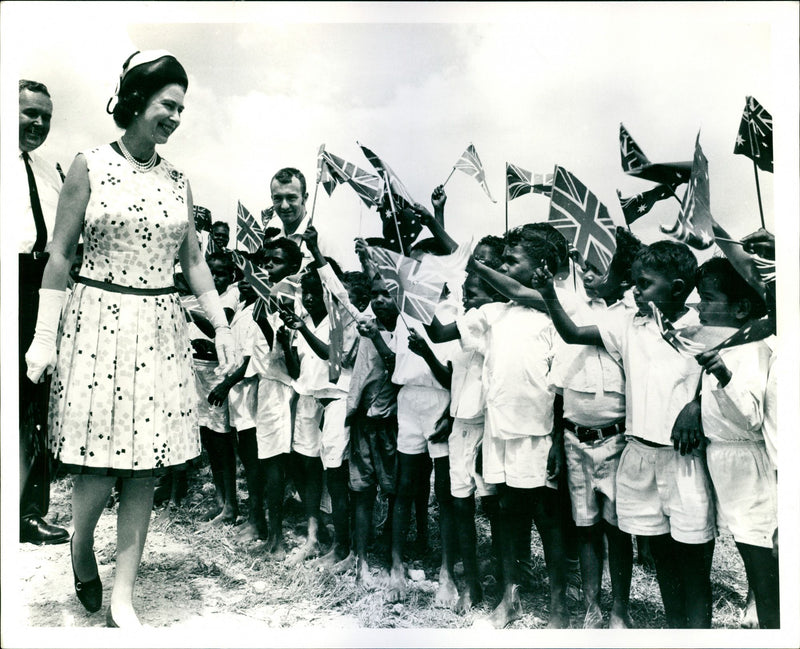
[
  {"xmin": 293, "ymin": 314, "xmax": 356, "ymax": 399},
  {"xmin": 762, "ymin": 337, "xmax": 777, "ymax": 468},
  {"xmin": 450, "ymin": 345, "xmax": 486, "ymax": 422},
  {"xmin": 458, "ymin": 302, "xmax": 556, "ymax": 439},
  {"xmin": 391, "ymin": 314, "xmax": 456, "ymax": 391},
  {"xmin": 247, "ymin": 309, "xmax": 294, "ymax": 386},
  {"xmin": 598, "ymin": 308, "xmax": 703, "ymax": 446},
  {"xmin": 14, "ymin": 149, "xmax": 62, "ymax": 253},
  {"xmin": 703, "ymin": 334, "xmax": 774, "ymax": 444}
]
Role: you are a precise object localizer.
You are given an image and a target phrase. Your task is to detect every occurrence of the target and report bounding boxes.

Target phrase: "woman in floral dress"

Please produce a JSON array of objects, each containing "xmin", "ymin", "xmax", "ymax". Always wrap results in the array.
[{"xmin": 25, "ymin": 51, "xmax": 236, "ymax": 627}]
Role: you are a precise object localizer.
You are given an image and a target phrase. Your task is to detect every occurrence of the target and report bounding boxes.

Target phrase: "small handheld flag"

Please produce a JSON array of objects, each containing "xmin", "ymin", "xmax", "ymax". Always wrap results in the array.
[
  {"xmin": 506, "ymin": 163, "xmax": 553, "ymax": 200},
  {"xmin": 193, "ymin": 205, "xmax": 212, "ymax": 232},
  {"xmin": 358, "ymin": 143, "xmax": 417, "ymax": 211},
  {"xmin": 619, "ymin": 123, "xmax": 692, "ymax": 185},
  {"xmin": 322, "ymin": 285, "xmax": 344, "ymax": 383},
  {"xmin": 734, "ymin": 96, "xmax": 773, "ymax": 173},
  {"xmin": 452, "ymin": 144, "xmax": 496, "ymax": 202},
  {"xmin": 616, "ymin": 184, "xmax": 674, "ymax": 225},
  {"xmin": 236, "ymin": 201, "xmax": 264, "ymax": 253},
  {"xmin": 649, "ymin": 302, "xmax": 706, "ymax": 357},
  {"xmin": 319, "ymin": 149, "xmax": 384, "ymax": 208}
]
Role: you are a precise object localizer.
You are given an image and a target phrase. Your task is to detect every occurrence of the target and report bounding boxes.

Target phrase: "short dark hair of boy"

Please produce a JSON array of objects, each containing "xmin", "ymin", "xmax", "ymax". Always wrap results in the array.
[
  {"xmin": 506, "ymin": 225, "xmax": 562, "ymax": 274},
  {"xmin": 635, "ymin": 240, "xmax": 698, "ymax": 302},
  {"xmin": 272, "ymin": 167, "xmax": 307, "ymax": 196},
  {"xmin": 467, "ymin": 271, "xmax": 509, "ymax": 303},
  {"xmin": 206, "ymin": 251, "xmax": 235, "ymax": 274},
  {"xmin": 211, "ymin": 221, "xmax": 230, "ymax": 233},
  {"xmin": 411, "ymin": 237, "xmax": 450, "ymax": 257},
  {"xmin": 19, "ymin": 79, "xmax": 50, "ymax": 96},
  {"xmin": 261, "ymin": 237, "xmax": 303, "ymax": 275},
  {"xmin": 517, "ymin": 222, "xmax": 570, "ymax": 270},
  {"xmin": 475, "ymin": 235, "xmax": 506, "ymax": 269},
  {"xmin": 300, "ymin": 267, "xmax": 323, "ymax": 297},
  {"xmin": 698, "ymin": 256, "xmax": 767, "ymax": 320},
  {"xmin": 607, "ymin": 226, "xmax": 644, "ymax": 284},
  {"xmin": 343, "ymin": 271, "xmax": 371, "ymax": 309}
]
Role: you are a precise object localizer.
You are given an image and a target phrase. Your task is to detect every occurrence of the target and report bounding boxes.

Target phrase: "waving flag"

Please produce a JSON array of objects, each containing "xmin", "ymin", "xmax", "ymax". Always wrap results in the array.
[
  {"xmin": 261, "ymin": 206, "xmax": 274, "ymax": 226},
  {"xmin": 322, "ymin": 285, "xmax": 344, "ymax": 383},
  {"xmin": 660, "ymin": 133, "xmax": 714, "ymax": 250},
  {"xmin": 193, "ymin": 205, "xmax": 212, "ymax": 232},
  {"xmin": 236, "ymin": 201, "xmax": 264, "ymax": 253},
  {"xmin": 713, "ymin": 315, "xmax": 776, "ymax": 352},
  {"xmin": 368, "ymin": 246, "xmax": 445, "ymax": 324},
  {"xmin": 620, "ymin": 123, "xmax": 692, "ymax": 185},
  {"xmin": 733, "ymin": 96, "xmax": 773, "ymax": 173},
  {"xmin": 358, "ymin": 142, "xmax": 417, "ymax": 210},
  {"xmin": 232, "ymin": 251, "xmax": 299, "ymax": 315},
  {"xmin": 319, "ymin": 149, "xmax": 384, "ymax": 208},
  {"xmin": 616, "ymin": 184, "xmax": 675, "ymax": 225},
  {"xmin": 506, "ymin": 163, "xmax": 553, "ymax": 200},
  {"xmin": 548, "ymin": 166, "xmax": 617, "ymax": 274},
  {"xmin": 649, "ymin": 302, "xmax": 707, "ymax": 357},
  {"xmin": 453, "ymin": 144, "xmax": 496, "ymax": 202}
]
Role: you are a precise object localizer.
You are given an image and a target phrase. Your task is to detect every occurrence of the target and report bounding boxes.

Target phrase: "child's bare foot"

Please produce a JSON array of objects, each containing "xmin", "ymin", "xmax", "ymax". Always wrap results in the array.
[
  {"xmin": 285, "ymin": 539, "xmax": 320, "ymax": 567},
  {"xmin": 741, "ymin": 589, "xmax": 758, "ymax": 628},
  {"xmin": 546, "ymin": 605, "xmax": 570, "ymax": 629},
  {"xmin": 235, "ymin": 521, "xmax": 267, "ymax": 543},
  {"xmin": 582, "ymin": 604, "xmax": 604, "ymax": 629},
  {"xmin": 487, "ymin": 585, "xmax": 522, "ymax": 628},
  {"xmin": 355, "ymin": 558, "xmax": 377, "ymax": 589},
  {"xmin": 309, "ymin": 546, "xmax": 342, "ymax": 570},
  {"xmin": 609, "ymin": 609, "xmax": 634, "ymax": 629},
  {"xmin": 203, "ymin": 507, "xmax": 237, "ymax": 527},
  {"xmin": 332, "ymin": 551, "xmax": 355, "ymax": 574},
  {"xmin": 265, "ymin": 535, "xmax": 287, "ymax": 560},
  {"xmin": 385, "ymin": 565, "xmax": 407, "ymax": 603},
  {"xmin": 434, "ymin": 567, "xmax": 459, "ymax": 608},
  {"xmin": 454, "ymin": 582, "xmax": 483, "ymax": 614}
]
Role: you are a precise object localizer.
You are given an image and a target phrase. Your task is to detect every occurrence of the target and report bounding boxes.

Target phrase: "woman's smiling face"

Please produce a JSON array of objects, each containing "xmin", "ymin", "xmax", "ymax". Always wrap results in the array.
[{"xmin": 134, "ymin": 83, "xmax": 185, "ymax": 144}]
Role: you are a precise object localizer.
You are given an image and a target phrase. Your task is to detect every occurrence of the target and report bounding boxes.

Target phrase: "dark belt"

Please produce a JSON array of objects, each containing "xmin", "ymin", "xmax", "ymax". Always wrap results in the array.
[
  {"xmin": 630, "ymin": 436, "xmax": 671, "ymax": 449},
  {"xmin": 564, "ymin": 418, "xmax": 625, "ymax": 444},
  {"xmin": 77, "ymin": 276, "xmax": 176, "ymax": 295}
]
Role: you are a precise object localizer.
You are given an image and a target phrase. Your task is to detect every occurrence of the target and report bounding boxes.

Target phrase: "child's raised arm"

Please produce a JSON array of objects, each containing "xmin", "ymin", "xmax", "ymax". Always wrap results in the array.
[
  {"xmin": 424, "ymin": 314, "xmax": 460, "ymax": 343},
  {"xmin": 532, "ymin": 267, "xmax": 603, "ymax": 347},
  {"xmin": 469, "ymin": 257, "xmax": 548, "ymax": 311},
  {"xmin": 279, "ymin": 310, "xmax": 330, "ymax": 361},
  {"xmin": 415, "ymin": 188, "xmax": 458, "ymax": 254}
]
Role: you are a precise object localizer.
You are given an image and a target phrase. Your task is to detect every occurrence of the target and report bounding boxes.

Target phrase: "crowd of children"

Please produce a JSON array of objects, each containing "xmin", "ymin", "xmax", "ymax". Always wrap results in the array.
[{"xmin": 162, "ymin": 179, "xmax": 778, "ymax": 630}]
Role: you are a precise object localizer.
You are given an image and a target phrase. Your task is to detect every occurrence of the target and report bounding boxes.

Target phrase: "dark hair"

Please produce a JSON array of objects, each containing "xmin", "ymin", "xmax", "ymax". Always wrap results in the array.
[
  {"xmin": 506, "ymin": 224, "xmax": 562, "ymax": 274},
  {"xmin": 343, "ymin": 271, "xmax": 371, "ymax": 310},
  {"xmin": 261, "ymin": 237, "xmax": 303, "ymax": 275},
  {"xmin": 464, "ymin": 271, "xmax": 508, "ymax": 304},
  {"xmin": 474, "ymin": 235, "xmax": 505, "ymax": 269},
  {"xmin": 271, "ymin": 167, "xmax": 307, "ymax": 196},
  {"xmin": 634, "ymin": 240, "xmax": 698, "ymax": 301},
  {"xmin": 698, "ymin": 257, "xmax": 767, "ymax": 319},
  {"xmin": 112, "ymin": 53, "xmax": 187, "ymax": 129},
  {"xmin": 206, "ymin": 251, "xmax": 235, "ymax": 274},
  {"xmin": 19, "ymin": 80, "xmax": 50, "ymax": 97},
  {"xmin": 607, "ymin": 227, "xmax": 643, "ymax": 284},
  {"xmin": 520, "ymin": 222, "xmax": 570, "ymax": 269},
  {"xmin": 410, "ymin": 237, "xmax": 449, "ymax": 257},
  {"xmin": 211, "ymin": 221, "xmax": 230, "ymax": 233}
]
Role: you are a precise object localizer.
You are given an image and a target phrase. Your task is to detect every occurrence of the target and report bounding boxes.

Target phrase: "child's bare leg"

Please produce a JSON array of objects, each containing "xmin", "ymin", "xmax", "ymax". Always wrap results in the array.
[
  {"xmin": 636, "ymin": 535, "xmax": 656, "ymax": 571},
  {"xmin": 737, "ymin": 542, "xmax": 779, "ymax": 629},
  {"xmin": 740, "ymin": 588, "xmax": 758, "ymax": 628},
  {"xmin": 412, "ymin": 455, "xmax": 432, "ymax": 555},
  {"xmin": 353, "ymin": 487, "xmax": 377, "ymax": 587},
  {"xmin": 605, "ymin": 521, "xmax": 633, "ymax": 628},
  {"xmin": 481, "ymin": 494, "xmax": 502, "ymax": 582},
  {"xmin": 286, "ymin": 452, "xmax": 323, "ymax": 566},
  {"xmin": 387, "ymin": 453, "xmax": 418, "ymax": 602},
  {"xmin": 263, "ymin": 455, "xmax": 287, "ymax": 557},
  {"xmin": 531, "ymin": 487, "xmax": 569, "ymax": 629},
  {"xmin": 314, "ymin": 464, "xmax": 352, "ymax": 568},
  {"xmin": 433, "ymin": 456, "xmax": 458, "ymax": 608},
  {"xmin": 649, "ymin": 534, "xmax": 687, "ymax": 627},
  {"xmin": 577, "ymin": 523, "xmax": 604, "ymax": 628},
  {"xmin": 487, "ymin": 485, "xmax": 524, "ymax": 628},
  {"xmin": 678, "ymin": 538, "xmax": 714, "ymax": 628},
  {"xmin": 559, "ymin": 476, "xmax": 582, "ymax": 603},
  {"xmin": 201, "ymin": 428, "xmax": 238, "ymax": 524},
  {"xmin": 235, "ymin": 429, "xmax": 267, "ymax": 542},
  {"xmin": 453, "ymin": 495, "xmax": 482, "ymax": 613}
]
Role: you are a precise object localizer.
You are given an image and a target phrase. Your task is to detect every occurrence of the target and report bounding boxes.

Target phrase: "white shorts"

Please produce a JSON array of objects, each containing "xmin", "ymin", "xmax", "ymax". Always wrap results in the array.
[
  {"xmin": 194, "ymin": 362, "xmax": 230, "ymax": 432},
  {"xmin": 564, "ymin": 429, "xmax": 626, "ymax": 527},
  {"xmin": 449, "ymin": 419, "xmax": 497, "ymax": 498},
  {"xmin": 706, "ymin": 440, "xmax": 777, "ymax": 548},
  {"xmin": 616, "ymin": 438, "xmax": 716, "ymax": 544},
  {"xmin": 228, "ymin": 375, "xmax": 258, "ymax": 431},
  {"xmin": 483, "ymin": 431, "xmax": 555, "ymax": 490},
  {"xmin": 293, "ymin": 395, "xmax": 350, "ymax": 468},
  {"xmin": 397, "ymin": 385, "xmax": 449, "ymax": 459},
  {"xmin": 255, "ymin": 379, "xmax": 294, "ymax": 459}
]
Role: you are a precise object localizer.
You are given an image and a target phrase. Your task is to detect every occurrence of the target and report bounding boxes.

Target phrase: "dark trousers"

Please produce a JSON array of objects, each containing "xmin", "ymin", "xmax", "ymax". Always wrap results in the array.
[{"xmin": 19, "ymin": 254, "xmax": 51, "ymax": 521}]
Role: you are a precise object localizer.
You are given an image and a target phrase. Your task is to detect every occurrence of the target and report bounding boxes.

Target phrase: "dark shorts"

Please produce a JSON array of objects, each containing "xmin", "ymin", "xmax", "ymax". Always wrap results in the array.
[{"xmin": 349, "ymin": 413, "xmax": 398, "ymax": 493}]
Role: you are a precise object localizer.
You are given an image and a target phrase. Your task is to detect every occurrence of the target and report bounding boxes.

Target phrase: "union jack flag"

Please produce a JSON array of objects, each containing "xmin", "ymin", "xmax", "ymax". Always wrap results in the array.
[
  {"xmin": 204, "ymin": 232, "xmax": 221, "ymax": 257},
  {"xmin": 616, "ymin": 184, "xmax": 674, "ymax": 225},
  {"xmin": 236, "ymin": 201, "xmax": 264, "ymax": 253},
  {"xmin": 506, "ymin": 163, "xmax": 553, "ymax": 200},
  {"xmin": 358, "ymin": 142, "xmax": 417, "ymax": 211},
  {"xmin": 231, "ymin": 251, "xmax": 272, "ymax": 301},
  {"xmin": 453, "ymin": 144, "xmax": 496, "ymax": 202},
  {"xmin": 368, "ymin": 246, "xmax": 445, "ymax": 325},
  {"xmin": 261, "ymin": 206, "xmax": 274, "ymax": 227},
  {"xmin": 548, "ymin": 166, "xmax": 617, "ymax": 274},
  {"xmin": 193, "ymin": 205, "xmax": 212, "ymax": 232},
  {"xmin": 649, "ymin": 302, "xmax": 707, "ymax": 357},
  {"xmin": 322, "ymin": 284, "xmax": 344, "ymax": 383},
  {"xmin": 319, "ymin": 149, "xmax": 383, "ymax": 208},
  {"xmin": 733, "ymin": 96, "xmax": 773, "ymax": 173},
  {"xmin": 660, "ymin": 133, "xmax": 714, "ymax": 250}
]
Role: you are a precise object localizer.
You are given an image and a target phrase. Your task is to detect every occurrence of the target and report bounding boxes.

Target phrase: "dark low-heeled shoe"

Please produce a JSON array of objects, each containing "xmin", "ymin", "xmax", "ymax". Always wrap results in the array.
[{"xmin": 70, "ymin": 535, "xmax": 102, "ymax": 613}]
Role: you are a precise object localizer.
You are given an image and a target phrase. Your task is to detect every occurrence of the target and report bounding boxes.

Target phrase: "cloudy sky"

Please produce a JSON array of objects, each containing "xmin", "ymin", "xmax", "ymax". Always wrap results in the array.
[{"xmin": 3, "ymin": 2, "xmax": 796, "ymax": 270}]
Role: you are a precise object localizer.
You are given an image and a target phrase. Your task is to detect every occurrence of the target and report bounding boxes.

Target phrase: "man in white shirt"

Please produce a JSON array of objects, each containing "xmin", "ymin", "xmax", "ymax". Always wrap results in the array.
[
  {"xmin": 264, "ymin": 167, "xmax": 314, "ymax": 266},
  {"xmin": 18, "ymin": 79, "xmax": 68, "ymax": 546}
]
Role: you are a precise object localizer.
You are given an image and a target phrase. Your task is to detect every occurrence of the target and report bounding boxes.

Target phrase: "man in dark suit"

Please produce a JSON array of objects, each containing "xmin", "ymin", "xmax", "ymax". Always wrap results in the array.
[{"xmin": 18, "ymin": 79, "xmax": 69, "ymax": 545}]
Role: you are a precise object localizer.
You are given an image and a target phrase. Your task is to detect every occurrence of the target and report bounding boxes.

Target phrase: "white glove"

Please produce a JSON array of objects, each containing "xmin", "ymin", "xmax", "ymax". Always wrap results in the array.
[
  {"xmin": 25, "ymin": 289, "xmax": 65, "ymax": 383},
  {"xmin": 196, "ymin": 290, "xmax": 239, "ymax": 375}
]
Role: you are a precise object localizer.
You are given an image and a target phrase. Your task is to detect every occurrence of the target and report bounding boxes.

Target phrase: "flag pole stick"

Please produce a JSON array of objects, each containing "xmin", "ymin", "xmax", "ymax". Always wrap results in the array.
[
  {"xmin": 752, "ymin": 160, "xmax": 766, "ymax": 230},
  {"xmin": 714, "ymin": 236, "xmax": 745, "ymax": 246},
  {"xmin": 382, "ymin": 170, "xmax": 406, "ymax": 257},
  {"xmin": 367, "ymin": 253, "xmax": 411, "ymax": 331},
  {"xmin": 504, "ymin": 189, "xmax": 509, "ymax": 236},
  {"xmin": 441, "ymin": 167, "xmax": 456, "ymax": 188},
  {"xmin": 309, "ymin": 178, "xmax": 320, "ymax": 226}
]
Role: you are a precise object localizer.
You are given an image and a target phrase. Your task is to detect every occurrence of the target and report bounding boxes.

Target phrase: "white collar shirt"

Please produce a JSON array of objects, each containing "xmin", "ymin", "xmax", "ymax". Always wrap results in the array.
[{"xmin": 15, "ymin": 149, "xmax": 62, "ymax": 253}]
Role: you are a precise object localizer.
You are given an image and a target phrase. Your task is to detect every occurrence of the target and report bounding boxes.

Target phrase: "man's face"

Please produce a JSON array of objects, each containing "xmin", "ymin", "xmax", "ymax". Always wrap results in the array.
[
  {"xmin": 270, "ymin": 177, "xmax": 307, "ymax": 232},
  {"xmin": 19, "ymin": 89, "xmax": 53, "ymax": 153}
]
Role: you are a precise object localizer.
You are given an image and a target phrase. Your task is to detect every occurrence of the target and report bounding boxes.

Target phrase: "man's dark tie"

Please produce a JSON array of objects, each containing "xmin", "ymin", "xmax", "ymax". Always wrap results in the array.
[{"xmin": 22, "ymin": 152, "xmax": 47, "ymax": 253}]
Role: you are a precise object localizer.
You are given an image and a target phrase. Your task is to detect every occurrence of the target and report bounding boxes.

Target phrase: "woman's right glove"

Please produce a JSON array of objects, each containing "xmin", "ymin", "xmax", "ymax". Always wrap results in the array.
[{"xmin": 25, "ymin": 288, "xmax": 65, "ymax": 383}]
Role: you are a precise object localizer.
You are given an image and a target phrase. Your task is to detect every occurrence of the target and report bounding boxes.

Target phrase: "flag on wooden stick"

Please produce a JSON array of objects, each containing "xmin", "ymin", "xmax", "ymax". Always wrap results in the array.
[
  {"xmin": 236, "ymin": 201, "xmax": 264, "ymax": 253},
  {"xmin": 319, "ymin": 149, "xmax": 384, "ymax": 208},
  {"xmin": 616, "ymin": 184, "xmax": 674, "ymax": 225},
  {"xmin": 453, "ymin": 144, "xmax": 496, "ymax": 202},
  {"xmin": 548, "ymin": 166, "xmax": 617, "ymax": 274},
  {"xmin": 193, "ymin": 205, "xmax": 212, "ymax": 232},
  {"xmin": 358, "ymin": 142, "xmax": 417, "ymax": 210},
  {"xmin": 619, "ymin": 123, "xmax": 692, "ymax": 185},
  {"xmin": 660, "ymin": 133, "xmax": 714, "ymax": 250},
  {"xmin": 322, "ymin": 285, "xmax": 344, "ymax": 383},
  {"xmin": 733, "ymin": 96, "xmax": 773, "ymax": 173},
  {"xmin": 506, "ymin": 163, "xmax": 553, "ymax": 200}
]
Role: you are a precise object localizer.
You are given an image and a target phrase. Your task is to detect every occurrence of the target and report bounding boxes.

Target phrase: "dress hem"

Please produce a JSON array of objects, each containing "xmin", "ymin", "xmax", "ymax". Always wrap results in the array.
[{"xmin": 54, "ymin": 455, "xmax": 200, "ymax": 478}]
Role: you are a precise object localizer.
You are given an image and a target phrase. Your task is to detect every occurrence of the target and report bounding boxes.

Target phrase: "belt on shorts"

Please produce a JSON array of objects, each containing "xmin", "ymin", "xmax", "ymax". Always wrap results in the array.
[
  {"xmin": 630, "ymin": 435, "xmax": 670, "ymax": 449},
  {"xmin": 564, "ymin": 418, "xmax": 625, "ymax": 444},
  {"xmin": 77, "ymin": 276, "xmax": 176, "ymax": 295}
]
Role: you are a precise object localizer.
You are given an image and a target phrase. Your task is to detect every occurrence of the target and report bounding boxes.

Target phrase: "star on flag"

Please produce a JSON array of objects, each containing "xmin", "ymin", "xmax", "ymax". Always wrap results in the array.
[{"xmin": 733, "ymin": 96, "xmax": 773, "ymax": 173}]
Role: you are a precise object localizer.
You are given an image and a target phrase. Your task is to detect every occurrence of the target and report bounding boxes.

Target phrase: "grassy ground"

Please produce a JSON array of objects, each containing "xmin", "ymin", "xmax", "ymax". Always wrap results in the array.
[{"xmin": 21, "ymin": 453, "xmax": 752, "ymax": 631}]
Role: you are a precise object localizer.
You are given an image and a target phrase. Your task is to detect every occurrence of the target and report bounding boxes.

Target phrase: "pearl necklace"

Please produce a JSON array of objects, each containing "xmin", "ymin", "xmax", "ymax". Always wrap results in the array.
[{"xmin": 117, "ymin": 138, "xmax": 157, "ymax": 172}]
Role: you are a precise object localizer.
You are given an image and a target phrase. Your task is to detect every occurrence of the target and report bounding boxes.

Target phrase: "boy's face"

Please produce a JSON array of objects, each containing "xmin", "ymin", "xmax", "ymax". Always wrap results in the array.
[
  {"xmin": 301, "ymin": 277, "xmax": 326, "ymax": 318},
  {"xmin": 238, "ymin": 279, "xmax": 256, "ymax": 304},
  {"xmin": 208, "ymin": 259, "xmax": 234, "ymax": 294},
  {"xmin": 583, "ymin": 263, "xmax": 625, "ymax": 302},
  {"xmin": 498, "ymin": 244, "xmax": 537, "ymax": 287},
  {"xmin": 473, "ymin": 243, "xmax": 500, "ymax": 268},
  {"xmin": 262, "ymin": 247, "xmax": 292, "ymax": 282},
  {"xmin": 462, "ymin": 275, "xmax": 495, "ymax": 312},
  {"xmin": 370, "ymin": 278, "xmax": 399, "ymax": 324},
  {"xmin": 631, "ymin": 260, "xmax": 677, "ymax": 317},
  {"xmin": 211, "ymin": 225, "xmax": 229, "ymax": 249},
  {"xmin": 696, "ymin": 275, "xmax": 742, "ymax": 327}
]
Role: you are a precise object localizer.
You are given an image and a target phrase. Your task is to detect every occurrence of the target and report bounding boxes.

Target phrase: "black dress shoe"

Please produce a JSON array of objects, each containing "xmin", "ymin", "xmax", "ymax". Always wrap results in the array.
[
  {"xmin": 71, "ymin": 535, "xmax": 103, "ymax": 613},
  {"xmin": 20, "ymin": 516, "xmax": 69, "ymax": 545}
]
